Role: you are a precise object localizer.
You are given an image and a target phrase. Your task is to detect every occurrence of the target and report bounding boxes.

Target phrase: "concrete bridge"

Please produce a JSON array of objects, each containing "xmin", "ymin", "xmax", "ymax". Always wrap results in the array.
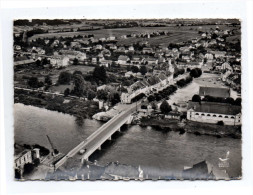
[{"xmin": 54, "ymin": 101, "xmax": 142, "ymax": 170}]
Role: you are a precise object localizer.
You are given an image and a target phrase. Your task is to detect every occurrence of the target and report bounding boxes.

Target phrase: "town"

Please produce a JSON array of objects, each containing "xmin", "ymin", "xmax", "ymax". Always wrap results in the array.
[{"xmin": 13, "ymin": 19, "xmax": 242, "ymax": 180}]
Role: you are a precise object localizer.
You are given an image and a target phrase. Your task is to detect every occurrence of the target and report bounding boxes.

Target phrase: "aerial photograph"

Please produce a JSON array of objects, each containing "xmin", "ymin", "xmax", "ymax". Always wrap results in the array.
[{"xmin": 13, "ymin": 19, "xmax": 241, "ymax": 180}]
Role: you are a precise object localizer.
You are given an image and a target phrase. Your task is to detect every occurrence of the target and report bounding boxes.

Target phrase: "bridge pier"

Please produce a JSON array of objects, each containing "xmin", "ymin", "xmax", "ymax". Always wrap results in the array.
[
  {"xmin": 81, "ymin": 157, "xmax": 89, "ymax": 164},
  {"xmin": 108, "ymin": 136, "xmax": 112, "ymax": 141},
  {"xmin": 98, "ymin": 146, "xmax": 101, "ymax": 150}
]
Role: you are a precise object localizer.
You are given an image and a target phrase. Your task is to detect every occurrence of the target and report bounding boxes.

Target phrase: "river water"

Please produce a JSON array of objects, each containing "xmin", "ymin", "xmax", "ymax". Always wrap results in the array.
[{"xmin": 14, "ymin": 103, "xmax": 241, "ymax": 179}]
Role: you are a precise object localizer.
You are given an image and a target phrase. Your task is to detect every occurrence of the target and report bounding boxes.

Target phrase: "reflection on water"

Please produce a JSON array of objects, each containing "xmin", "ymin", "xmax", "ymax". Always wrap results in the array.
[{"xmin": 14, "ymin": 103, "xmax": 241, "ymax": 178}]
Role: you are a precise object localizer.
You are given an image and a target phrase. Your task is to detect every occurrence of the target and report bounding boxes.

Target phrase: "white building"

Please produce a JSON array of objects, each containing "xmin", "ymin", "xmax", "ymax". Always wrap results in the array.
[
  {"xmin": 50, "ymin": 56, "xmax": 70, "ymax": 67},
  {"xmin": 187, "ymin": 101, "xmax": 241, "ymax": 125}
]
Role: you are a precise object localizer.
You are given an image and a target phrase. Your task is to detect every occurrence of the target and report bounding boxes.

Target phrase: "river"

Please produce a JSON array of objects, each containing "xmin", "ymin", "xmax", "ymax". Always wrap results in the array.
[{"xmin": 14, "ymin": 103, "xmax": 241, "ymax": 179}]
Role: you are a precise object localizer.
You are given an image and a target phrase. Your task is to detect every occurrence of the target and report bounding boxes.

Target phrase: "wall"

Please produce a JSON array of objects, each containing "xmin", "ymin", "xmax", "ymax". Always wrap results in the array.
[{"xmin": 187, "ymin": 110, "xmax": 241, "ymax": 125}]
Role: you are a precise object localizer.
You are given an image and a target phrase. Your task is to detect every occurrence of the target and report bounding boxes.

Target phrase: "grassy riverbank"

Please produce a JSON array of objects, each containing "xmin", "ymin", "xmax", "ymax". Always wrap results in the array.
[
  {"xmin": 14, "ymin": 89, "xmax": 100, "ymax": 119},
  {"xmin": 140, "ymin": 116, "xmax": 241, "ymax": 139}
]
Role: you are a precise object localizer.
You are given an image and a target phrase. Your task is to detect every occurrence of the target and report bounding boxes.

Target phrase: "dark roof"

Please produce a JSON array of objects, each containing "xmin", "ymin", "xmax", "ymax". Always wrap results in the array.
[
  {"xmin": 118, "ymin": 55, "xmax": 129, "ymax": 61},
  {"xmin": 199, "ymin": 86, "xmax": 230, "ymax": 98},
  {"xmin": 188, "ymin": 101, "xmax": 241, "ymax": 115}
]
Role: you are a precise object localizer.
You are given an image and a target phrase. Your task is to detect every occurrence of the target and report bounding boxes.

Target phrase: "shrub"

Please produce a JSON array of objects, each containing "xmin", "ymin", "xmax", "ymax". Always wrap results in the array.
[{"xmin": 217, "ymin": 121, "xmax": 224, "ymax": 126}]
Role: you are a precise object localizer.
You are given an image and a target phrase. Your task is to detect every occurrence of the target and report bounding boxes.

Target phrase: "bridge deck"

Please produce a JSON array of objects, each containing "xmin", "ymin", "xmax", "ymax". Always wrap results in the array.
[{"xmin": 54, "ymin": 101, "xmax": 141, "ymax": 169}]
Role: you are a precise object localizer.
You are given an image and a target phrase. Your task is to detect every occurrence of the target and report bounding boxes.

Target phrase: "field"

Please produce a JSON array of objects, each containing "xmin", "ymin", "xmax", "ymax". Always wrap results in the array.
[{"xmin": 27, "ymin": 25, "xmax": 239, "ymax": 43}]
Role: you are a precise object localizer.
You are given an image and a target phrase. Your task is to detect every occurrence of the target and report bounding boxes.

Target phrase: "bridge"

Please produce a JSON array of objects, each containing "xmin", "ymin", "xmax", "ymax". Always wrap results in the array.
[{"xmin": 54, "ymin": 101, "xmax": 142, "ymax": 170}]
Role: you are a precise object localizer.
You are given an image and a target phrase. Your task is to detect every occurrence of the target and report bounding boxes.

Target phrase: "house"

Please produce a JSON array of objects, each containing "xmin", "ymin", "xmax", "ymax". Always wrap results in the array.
[
  {"xmin": 50, "ymin": 56, "xmax": 70, "ymax": 67},
  {"xmin": 70, "ymin": 41, "xmax": 81, "ymax": 48},
  {"xmin": 14, "ymin": 45, "xmax": 21, "ymax": 51},
  {"xmin": 100, "ymin": 59, "xmax": 112, "ymax": 67},
  {"xmin": 221, "ymin": 62, "xmax": 233, "ymax": 71},
  {"xmin": 131, "ymin": 57, "xmax": 143, "ymax": 65},
  {"xmin": 164, "ymin": 111, "xmax": 181, "ymax": 119},
  {"xmin": 109, "ymin": 44, "xmax": 117, "ymax": 50},
  {"xmin": 60, "ymin": 50, "xmax": 87, "ymax": 61},
  {"xmin": 14, "ymin": 147, "xmax": 40, "ymax": 175},
  {"xmin": 187, "ymin": 101, "xmax": 241, "ymax": 125},
  {"xmin": 146, "ymin": 57, "xmax": 158, "ymax": 65},
  {"xmin": 120, "ymin": 35, "xmax": 127, "ymax": 39},
  {"xmin": 99, "ymin": 37, "xmax": 106, "ymax": 42},
  {"xmin": 91, "ymin": 57, "xmax": 97, "ymax": 64},
  {"xmin": 211, "ymin": 51, "xmax": 226, "ymax": 58},
  {"xmin": 117, "ymin": 55, "xmax": 130, "ymax": 65},
  {"xmin": 107, "ymin": 36, "xmax": 116, "ymax": 41},
  {"xmin": 95, "ymin": 44, "xmax": 103, "ymax": 50},
  {"xmin": 128, "ymin": 46, "xmax": 135, "ymax": 51},
  {"xmin": 14, "ymin": 59, "xmax": 36, "ymax": 66},
  {"xmin": 199, "ymin": 86, "xmax": 230, "ymax": 98},
  {"xmin": 116, "ymin": 46, "xmax": 126, "ymax": 53},
  {"xmin": 158, "ymin": 56, "xmax": 166, "ymax": 64},
  {"xmin": 142, "ymin": 47, "xmax": 153, "ymax": 54},
  {"xmin": 204, "ymin": 53, "xmax": 214, "ymax": 61}
]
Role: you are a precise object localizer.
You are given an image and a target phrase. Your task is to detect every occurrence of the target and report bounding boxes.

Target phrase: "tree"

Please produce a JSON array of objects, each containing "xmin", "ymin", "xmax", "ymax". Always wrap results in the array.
[
  {"xmin": 234, "ymin": 98, "xmax": 241, "ymax": 106},
  {"xmin": 58, "ymin": 71, "xmax": 72, "ymax": 84},
  {"xmin": 225, "ymin": 97, "xmax": 235, "ymax": 105},
  {"xmin": 73, "ymin": 74, "xmax": 86, "ymax": 96},
  {"xmin": 64, "ymin": 88, "xmax": 70, "ymax": 96},
  {"xmin": 160, "ymin": 100, "xmax": 172, "ymax": 114},
  {"xmin": 190, "ymin": 68, "xmax": 202, "ymax": 78},
  {"xmin": 23, "ymin": 163, "xmax": 35, "ymax": 175},
  {"xmin": 148, "ymin": 95, "xmax": 155, "ymax": 102},
  {"xmin": 44, "ymin": 75, "xmax": 52, "ymax": 86},
  {"xmin": 141, "ymin": 105, "xmax": 147, "ymax": 109},
  {"xmin": 217, "ymin": 121, "xmax": 224, "ymax": 126},
  {"xmin": 140, "ymin": 65, "xmax": 147, "ymax": 75},
  {"xmin": 93, "ymin": 66, "xmax": 107, "ymax": 84},
  {"xmin": 151, "ymin": 102, "xmax": 157, "ymax": 110},
  {"xmin": 75, "ymin": 115, "xmax": 84, "ymax": 126},
  {"xmin": 97, "ymin": 89, "xmax": 108, "ymax": 101},
  {"xmin": 73, "ymin": 70, "xmax": 83, "ymax": 76},
  {"xmin": 27, "ymin": 77, "xmax": 44, "ymax": 88},
  {"xmin": 87, "ymin": 89, "xmax": 96, "ymax": 100},
  {"xmin": 192, "ymin": 94, "xmax": 201, "ymax": 102},
  {"xmin": 73, "ymin": 58, "xmax": 79, "ymax": 65},
  {"xmin": 131, "ymin": 66, "xmax": 139, "ymax": 73}
]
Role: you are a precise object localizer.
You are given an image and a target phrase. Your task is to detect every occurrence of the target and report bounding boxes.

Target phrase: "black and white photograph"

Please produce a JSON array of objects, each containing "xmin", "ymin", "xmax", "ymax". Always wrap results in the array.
[{"xmin": 13, "ymin": 18, "xmax": 242, "ymax": 181}]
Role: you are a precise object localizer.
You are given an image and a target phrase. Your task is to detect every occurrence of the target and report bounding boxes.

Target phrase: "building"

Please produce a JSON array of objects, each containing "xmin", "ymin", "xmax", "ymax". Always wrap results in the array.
[
  {"xmin": 187, "ymin": 101, "xmax": 241, "ymax": 125},
  {"xmin": 117, "ymin": 55, "xmax": 130, "ymax": 65},
  {"xmin": 142, "ymin": 47, "xmax": 153, "ymax": 54},
  {"xmin": 146, "ymin": 57, "xmax": 158, "ymax": 65},
  {"xmin": 14, "ymin": 59, "xmax": 36, "ymax": 67},
  {"xmin": 14, "ymin": 148, "xmax": 40, "ymax": 175},
  {"xmin": 121, "ymin": 72, "xmax": 173, "ymax": 103},
  {"xmin": 199, "ymin": 86, "xmax": 230, "ymax": 98},
  {"xmin": 50, "ymin": 56, "xmax": 70, "ymax": 67},
  {"xmin": 164, "ymin": 111, "xmax": 181, "ymax": 120}
]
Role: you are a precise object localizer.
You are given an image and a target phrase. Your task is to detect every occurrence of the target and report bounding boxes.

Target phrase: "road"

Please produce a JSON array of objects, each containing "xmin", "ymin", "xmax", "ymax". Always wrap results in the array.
[{"xmin": 54, "ymin": 101, "xmax": 142, "ymax": 169}]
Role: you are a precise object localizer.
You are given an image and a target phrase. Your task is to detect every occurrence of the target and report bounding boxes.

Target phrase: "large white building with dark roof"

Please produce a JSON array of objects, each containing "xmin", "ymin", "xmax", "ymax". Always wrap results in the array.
[{"xmin": 187, "ymin": 101, "xmax": 241, "ymax": 125}]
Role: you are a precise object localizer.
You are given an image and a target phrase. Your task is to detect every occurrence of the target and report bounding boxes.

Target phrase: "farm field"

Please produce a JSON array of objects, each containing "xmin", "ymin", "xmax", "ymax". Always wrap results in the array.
[
  {"xmin": 117, "ymin": 31, "xmax": 199, "ymax": 46},
  {"xmin": 27, "ymin": 25, "xmax": 238, "ymax": 42}
]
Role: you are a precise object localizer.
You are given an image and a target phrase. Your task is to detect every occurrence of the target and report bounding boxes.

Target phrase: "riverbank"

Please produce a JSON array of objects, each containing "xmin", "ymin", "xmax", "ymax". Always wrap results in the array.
[
  {"xmin": 14, "ymin": 88, "xmax": 100, "ymax": 119},
  {"xmin": 139, "ymin": 116, "xmax": 241, "ymax": 139}
]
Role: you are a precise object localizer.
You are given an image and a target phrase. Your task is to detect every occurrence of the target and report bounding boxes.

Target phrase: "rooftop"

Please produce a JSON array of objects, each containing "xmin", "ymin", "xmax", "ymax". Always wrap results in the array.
[
  {"xmin": 188, "ymin": 101, "xmax": 241, "ymax": 115},
  {"xmin": 199, "ymin": 86, "xmax": 230, "ymax": 98}
]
